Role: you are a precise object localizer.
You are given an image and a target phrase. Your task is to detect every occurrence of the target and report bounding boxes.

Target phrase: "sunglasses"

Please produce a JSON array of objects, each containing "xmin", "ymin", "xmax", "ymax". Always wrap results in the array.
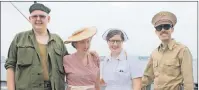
[
  {"xmin": 155, "ymin": 24, "xmax": 172, "ymax": 31},
  {"xmin": 30, "ymin": 15, "xmax": 47, "ymax": 19}
]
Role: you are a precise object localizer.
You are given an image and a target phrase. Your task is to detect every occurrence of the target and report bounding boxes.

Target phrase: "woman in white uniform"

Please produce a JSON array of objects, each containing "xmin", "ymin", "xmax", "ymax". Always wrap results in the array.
[{"xmin": 100, "ymin": 29, "xmax": 143, "ymax": 90}]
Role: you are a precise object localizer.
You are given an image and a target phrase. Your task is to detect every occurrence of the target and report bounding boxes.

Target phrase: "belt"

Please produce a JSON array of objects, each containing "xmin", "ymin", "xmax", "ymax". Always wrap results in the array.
[
  {"xmin": 68, "ymin": 85, "xmax": 95, "ymax": 90},
  {"xmin": 44, "ymin": 81, "xmax": 51, "ymax": 88}
]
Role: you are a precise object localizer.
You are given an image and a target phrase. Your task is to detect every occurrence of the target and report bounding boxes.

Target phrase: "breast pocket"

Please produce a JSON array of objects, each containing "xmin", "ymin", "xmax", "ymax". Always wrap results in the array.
[
  {"xmin": 163, "ymin": 59, "xmax": 180, "ymax": 76},
  {"xmin": 54, "ymin": 48, "xmax": 64, "ymax": 72},
  {"xmin": 153, "ymin": 59, "xmax": 158, "ymax": 68},
  {"xmin": 115, "ymin": 62, "xmax": 130, "ymax": 80},
  {"xmin": 17, "ymin": 45, "xmax": 34, "ymax": 66}
]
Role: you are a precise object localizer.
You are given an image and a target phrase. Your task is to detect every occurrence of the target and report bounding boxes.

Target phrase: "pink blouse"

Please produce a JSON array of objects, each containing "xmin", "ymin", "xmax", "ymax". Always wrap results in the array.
[{"xmin": 63, "ymin": 52, "xmax": 99, "ymax": 88}]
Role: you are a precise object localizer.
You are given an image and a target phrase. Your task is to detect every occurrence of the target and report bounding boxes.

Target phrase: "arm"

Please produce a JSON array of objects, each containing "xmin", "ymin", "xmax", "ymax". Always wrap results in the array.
[
  {"xmin": 90, "ymin": 50, "xmax": 100, "ymax": 68},
  {"xmin": 4, "ymin": 34, "xmax": 19, "ymax": 90},
  {"xmin": 7, "ymin": 68, "xmax": 15, "ymax": 90},
  {"xmin": 132, "ymin": 77, "xmax": 142, "ymax": 90},
  {"xmin": 94, "ymin": 55, "xmax": 100, "ymax": 90},
  {"xmin": 60, "ymin": 37, "xmax": 69, "ymax": 75},
  {"xmin": 129, "ymin": 56, "xmax": 144, "ymax": 90},
  {"xmin": 179, "ymin": 47, "xmax": 194, "ymax": 90},
  {"xmin": 54, "ymin": 34, "xmax": 69, "ymax": 56},
  {"xmin": 100, "ymin": 60, "xmax": 106, "ymax": 86},
  {"xmin": 141, "ymin": 56, "xmax": 155, "ymax": 90},
  {"xmin": 95, "ymin": 71, "xmax": 100, "ymax": 90}
]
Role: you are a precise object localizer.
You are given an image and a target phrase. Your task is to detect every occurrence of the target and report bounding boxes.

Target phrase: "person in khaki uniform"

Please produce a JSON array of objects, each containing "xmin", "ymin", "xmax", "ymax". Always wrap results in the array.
[
  {"xmin": 5, "ymin": 3, "xmax": 69, "ymax": 90},
  {"xmin": 142, "ymin": 11, "xmax": 194, "ymax": 90}
]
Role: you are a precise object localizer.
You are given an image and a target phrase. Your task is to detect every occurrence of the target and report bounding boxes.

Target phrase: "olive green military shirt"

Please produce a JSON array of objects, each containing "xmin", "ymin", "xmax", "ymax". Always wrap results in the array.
[
  {"xmin": 5, "ymin": 30, "xmax": 69, "ymax": 90},
  {"xmin": 142, "ymin": 39, "xmax": 194, "ymax": 90}
]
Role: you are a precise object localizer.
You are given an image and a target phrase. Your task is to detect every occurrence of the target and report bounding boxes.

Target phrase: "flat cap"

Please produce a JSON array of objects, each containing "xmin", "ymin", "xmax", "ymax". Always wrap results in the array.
[
  {"xmin": 152, "ymin": 11, "xmax": 177, "ymax": 27},
  {"xmin": 29, "ymin": 3, "xmax": 51, "ymax": 14}
]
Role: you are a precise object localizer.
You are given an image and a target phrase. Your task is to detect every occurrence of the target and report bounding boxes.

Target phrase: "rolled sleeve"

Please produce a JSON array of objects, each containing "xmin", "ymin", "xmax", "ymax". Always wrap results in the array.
[{"xmin": 4, "ymin": 34, "xmax": 18, "ymax": 70}]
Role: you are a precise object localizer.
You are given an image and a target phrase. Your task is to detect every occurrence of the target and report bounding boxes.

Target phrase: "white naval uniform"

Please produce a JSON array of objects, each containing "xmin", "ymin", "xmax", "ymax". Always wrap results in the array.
[{"xmin": 100, "ymin": 50, "xmax": 144, "ymax": 90}]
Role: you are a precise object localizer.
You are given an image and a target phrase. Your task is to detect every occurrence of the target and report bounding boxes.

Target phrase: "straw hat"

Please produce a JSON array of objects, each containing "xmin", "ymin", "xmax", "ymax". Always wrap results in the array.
[{"xmin": 64, "ymin": 27, "xmax": 97, "ymax": 44}]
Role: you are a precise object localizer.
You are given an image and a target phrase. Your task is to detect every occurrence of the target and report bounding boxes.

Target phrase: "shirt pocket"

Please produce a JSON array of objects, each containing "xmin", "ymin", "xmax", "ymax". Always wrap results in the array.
[
  {"xmin": 16, "ymin": 45, "xmax": 34, "ymax": 66},
  {"xmin": 153, "ymin": 59, "xmax": 158, "ymax": 68},
  {"xmin": 163, "ymin": 58, "xmax": 180, "ymax": 76},
  {"xmin": 115, "ymin": 63, "xmax": 130, "ymax": 80},
  {"xmin": 153, "ymin": 59, "xmax": 158, "ymax": 73}
]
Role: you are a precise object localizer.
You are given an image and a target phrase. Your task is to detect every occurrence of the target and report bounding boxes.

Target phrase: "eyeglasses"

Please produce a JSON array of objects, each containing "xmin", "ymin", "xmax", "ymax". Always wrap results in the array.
[
  {"xmin": 108, "ymin": 40, "xmax": 123, "ymax": 44},
  {"xmin": 30, "ymin": 15, "xmax": 47, "ymax": 19},
  {"xmin": 155, "ymin": 24, "xmax": 172, "ymax": 31}
]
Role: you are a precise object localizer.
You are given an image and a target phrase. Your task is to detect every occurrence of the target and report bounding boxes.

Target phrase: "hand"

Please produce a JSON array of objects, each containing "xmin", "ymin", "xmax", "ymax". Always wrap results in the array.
[
  {"xmin": 89, "ymin": 50, "xmax": 99, "ymax": 60},
  {"xmin": 100, "ymin": 79, "xmax": 106, "ymax": 86}
]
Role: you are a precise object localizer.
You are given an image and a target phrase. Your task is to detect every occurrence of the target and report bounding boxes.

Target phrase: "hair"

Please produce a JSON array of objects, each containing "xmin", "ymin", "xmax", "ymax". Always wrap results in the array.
[
  {"xmin": 106, "ymin": 29, "xmax": 125, "ymax": 41},
  {"xmin": 71, "ymin": 42, "xmax": 76, "ymax": 48}
]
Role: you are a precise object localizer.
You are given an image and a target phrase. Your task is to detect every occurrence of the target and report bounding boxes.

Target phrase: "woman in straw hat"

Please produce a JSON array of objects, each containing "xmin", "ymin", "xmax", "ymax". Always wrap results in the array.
[
  {"xmin": 63, "ymin": 27, "xmax": 100, "ymax": 90},
  {"xmin": 100, "ymin": 28, "xmax": 143, "ymax": 90}
]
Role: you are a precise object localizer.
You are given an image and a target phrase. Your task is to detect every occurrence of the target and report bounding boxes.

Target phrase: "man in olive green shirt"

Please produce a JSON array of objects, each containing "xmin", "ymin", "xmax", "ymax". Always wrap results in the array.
[
  {"xmin": 142, "ymin": 11, "xmax": 194, "ymax": 90},
  {"xmin": 4, "ymin": 3, "xmax": 68, "ymax": 90}
]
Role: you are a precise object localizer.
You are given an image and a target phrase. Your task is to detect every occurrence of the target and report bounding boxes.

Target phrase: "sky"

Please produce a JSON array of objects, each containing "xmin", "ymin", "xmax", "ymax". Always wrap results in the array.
[{"xmin": 1, "ymin": 1, "xmax": 198, "ymax": 58}]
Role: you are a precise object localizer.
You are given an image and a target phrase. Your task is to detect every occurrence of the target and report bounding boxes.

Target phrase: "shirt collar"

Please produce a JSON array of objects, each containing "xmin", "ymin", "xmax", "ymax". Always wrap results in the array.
[
  {"xmin": 158, "ymin": 39, "xmax": 176, "ymax": 51},
  {"xmin": 106, "ymin": 49, "xmax": 127, "ymax": 62},
  {"xmin": 28, "ymin": 29, "xmax": 56, "ymax": 42}
]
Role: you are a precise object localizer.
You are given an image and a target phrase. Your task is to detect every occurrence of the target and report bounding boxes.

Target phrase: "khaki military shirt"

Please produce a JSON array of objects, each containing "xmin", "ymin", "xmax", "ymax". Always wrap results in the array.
[
  {"xmin": 142, "ymin": 39, "xmax": 194, "ymax": 90},
  {"xmin": 5, "ymin": 30, "xmax": 68, "ymax": 90}
]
